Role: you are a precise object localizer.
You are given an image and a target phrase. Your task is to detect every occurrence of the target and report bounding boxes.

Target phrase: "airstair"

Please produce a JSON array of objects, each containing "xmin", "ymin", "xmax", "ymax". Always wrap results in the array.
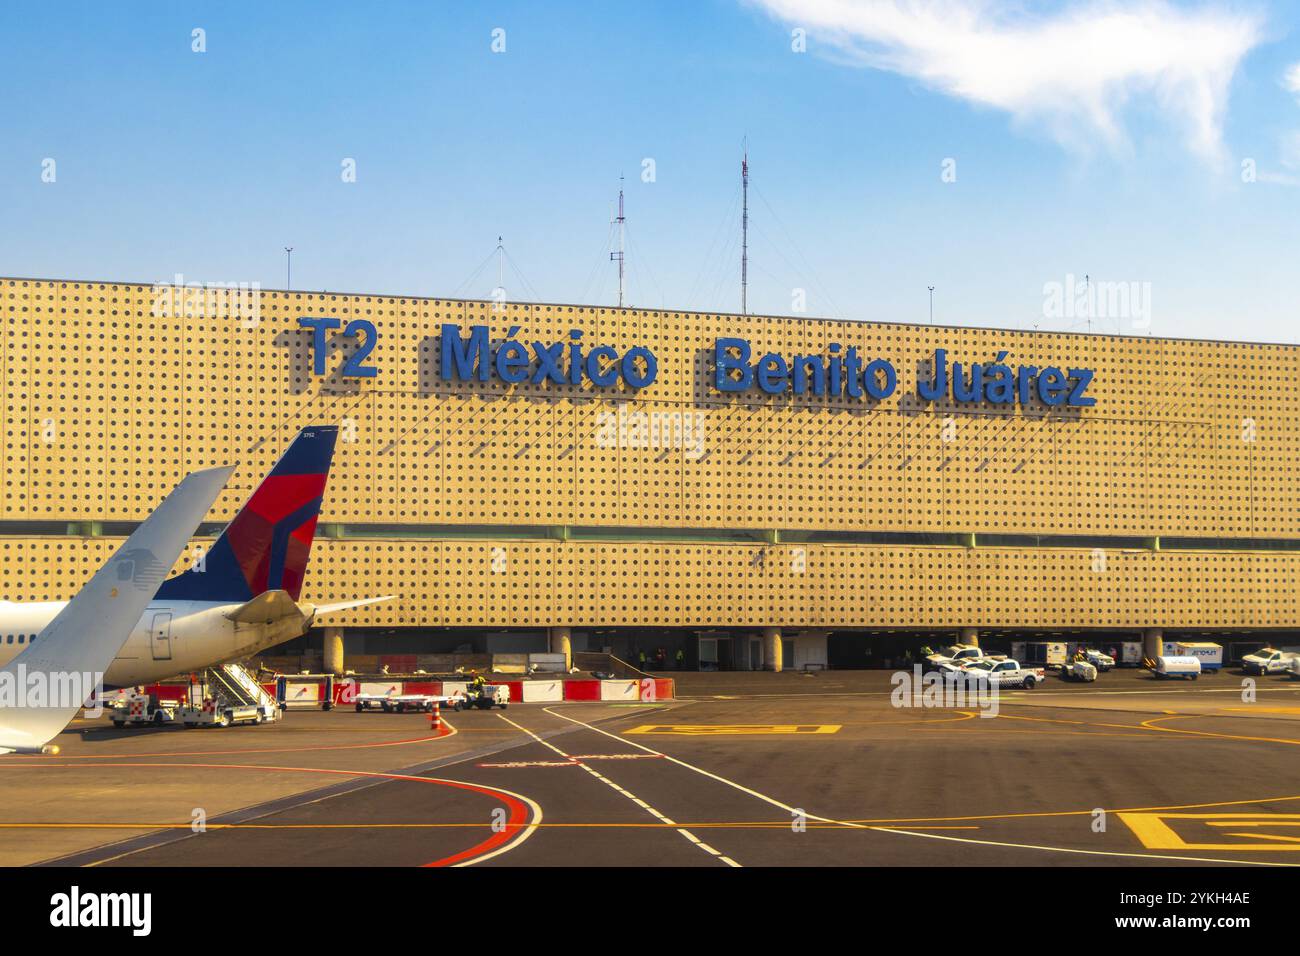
[{"xmin": 184, "ymin": 663, "xmax": 279, "ymax": 726}]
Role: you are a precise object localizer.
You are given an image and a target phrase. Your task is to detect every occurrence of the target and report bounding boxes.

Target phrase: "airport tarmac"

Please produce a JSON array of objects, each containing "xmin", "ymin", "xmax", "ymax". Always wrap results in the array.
[{"xmin": 4, "ymin": 668, "xmax": 1300, "ymax": 867}]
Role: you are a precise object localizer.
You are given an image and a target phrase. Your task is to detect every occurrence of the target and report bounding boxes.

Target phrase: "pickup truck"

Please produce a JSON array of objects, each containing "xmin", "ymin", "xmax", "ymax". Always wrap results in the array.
[
  {"xmin": 1079, "ymin": 648, "xmax": 1115, "ymax": 672},
  {"xmin": 1241, "ymin": 648, "xmax": 1297, "ymax": 676},
  {"xmin": 925, "ymin": 644, "xmax": 985, "ymax": 671},
  {"xmin": 957, "ymin": 658, "xmax": 1044, "ymax": 689}
]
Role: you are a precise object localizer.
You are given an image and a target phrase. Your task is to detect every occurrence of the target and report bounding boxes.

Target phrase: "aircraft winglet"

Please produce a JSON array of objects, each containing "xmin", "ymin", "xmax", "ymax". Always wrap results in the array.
[{"xmin": 0, "ymin": 465, "xmax": 235, "ymax": 753}]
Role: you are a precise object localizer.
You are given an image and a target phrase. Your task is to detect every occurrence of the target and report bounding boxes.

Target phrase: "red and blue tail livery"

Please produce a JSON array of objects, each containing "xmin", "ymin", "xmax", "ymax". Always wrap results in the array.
[{"xmin": 156, "ymin": 426, "xmax": 339, "ymax": 603}]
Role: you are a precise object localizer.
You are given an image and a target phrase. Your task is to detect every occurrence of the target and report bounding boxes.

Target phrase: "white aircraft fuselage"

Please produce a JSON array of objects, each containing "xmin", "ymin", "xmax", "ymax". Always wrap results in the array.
[{"xmin": 0, "ymin": 599, "xmax": 308, "ymax": 687}]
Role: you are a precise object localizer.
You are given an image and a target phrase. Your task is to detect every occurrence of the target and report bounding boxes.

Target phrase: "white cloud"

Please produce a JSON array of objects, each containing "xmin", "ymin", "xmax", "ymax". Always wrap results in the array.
[
  {"xmin": 750, "ymin": 0, "xmax": 1264, "ymax": 162},
  {"xmin": 1284, "ymin": 61, "xmax": 1300, "ymax": 100}
]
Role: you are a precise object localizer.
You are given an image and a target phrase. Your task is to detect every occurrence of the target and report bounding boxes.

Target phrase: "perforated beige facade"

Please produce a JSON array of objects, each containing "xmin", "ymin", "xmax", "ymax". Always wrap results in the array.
[{"xmin": 3, "ymin": 276, "xmax": 1298, "ymax": 634}]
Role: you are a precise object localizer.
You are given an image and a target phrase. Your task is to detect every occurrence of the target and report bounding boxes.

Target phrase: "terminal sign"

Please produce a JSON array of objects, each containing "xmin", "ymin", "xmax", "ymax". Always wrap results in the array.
[{"xmin": 306, "ymin": 319, "xmax": 1097, "ymax": 407}]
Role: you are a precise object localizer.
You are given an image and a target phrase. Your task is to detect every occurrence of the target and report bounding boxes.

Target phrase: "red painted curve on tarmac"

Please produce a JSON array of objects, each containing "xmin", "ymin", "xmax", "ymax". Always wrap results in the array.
[
  {"xmin": 417, "ymin": 778, "xmax": 531, "ymax": 867},
  {"xmin": 0, "ymin": 758, "xmax": 532, "ymax": 867}
]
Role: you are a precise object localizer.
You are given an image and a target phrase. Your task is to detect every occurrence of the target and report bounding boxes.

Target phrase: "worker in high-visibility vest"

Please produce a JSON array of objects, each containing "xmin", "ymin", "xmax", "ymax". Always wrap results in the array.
[{"xmin": 675, "ymin": 648, "xmax": 685, "ymax": 670}]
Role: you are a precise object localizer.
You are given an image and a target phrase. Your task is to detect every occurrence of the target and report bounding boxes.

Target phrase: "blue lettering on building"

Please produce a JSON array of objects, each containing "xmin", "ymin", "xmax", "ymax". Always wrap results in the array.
[
  {"xmin": 301, "ymin": 317, "xmax": 1096, "ymax": 407},
  {"xmin": 714, "ymin": 340, "xmax": 1094, "ymax": 407},
  {"xmin": 299, "ymin": 316, "xmax": 378, "ymax": 378},
  {"xmin": 439, "ymin": 324, "xmax": 658, "ymax": 390}
]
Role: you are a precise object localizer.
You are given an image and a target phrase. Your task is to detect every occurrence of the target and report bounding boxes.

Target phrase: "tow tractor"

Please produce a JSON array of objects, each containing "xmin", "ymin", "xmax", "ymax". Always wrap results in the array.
[
  {"xmin": 453, "ymin": 683, "xmax": 510, "ymax": 710},
  {"xmin": 1059, "ymin": 656, "xmax": 1099, "ymax": 682},
  {"xmin": 110, "ymin": 693, "xmax": 181, "ymax": 728}
]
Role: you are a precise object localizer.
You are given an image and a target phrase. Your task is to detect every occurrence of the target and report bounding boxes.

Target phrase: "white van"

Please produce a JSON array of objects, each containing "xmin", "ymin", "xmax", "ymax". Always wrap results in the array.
[
  {"xmin": 1117, "ymin": 641, "xmax": 1144, "ymax": 666},
  {"xmin": 1011, "ymin": 641, "xmax": 1068, "ymax": 668}
]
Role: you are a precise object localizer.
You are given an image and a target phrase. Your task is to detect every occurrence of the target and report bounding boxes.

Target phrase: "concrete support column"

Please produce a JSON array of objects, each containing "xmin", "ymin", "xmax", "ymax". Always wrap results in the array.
[
  {"xmin": 323, "ymin": 626, "xmax": 344, "ymax": 676},
  {"xmin": 763, "ymin": 626, "xmax": 782, "ymax": 673},
  {"xmin": 960, "ymin": 626, "xmax": 979, "ymax": 648},
  {"xmin": 549, "ymin": 626, "xmax": 572, "ymax": 671},
  {"xmin": 1143, "ymin": 627, "xmax": 1163, "ymax": 661}
]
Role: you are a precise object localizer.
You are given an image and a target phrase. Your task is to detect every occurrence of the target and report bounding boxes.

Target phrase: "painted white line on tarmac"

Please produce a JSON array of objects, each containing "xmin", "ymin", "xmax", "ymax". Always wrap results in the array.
[
  {"xmin": 543, "ymin": 705, "xmax": 1299, "ymax": 868},
  {"xmin": 494, "ymin": 712, "xmax": 740, "ymax": 867},
  {"xmin": 453, "ymin": 779, "xmax": 545, "ymax": 867},
  {"xmin": 545, "ymin": 704, "xmax": 812, "ymax": 817}
]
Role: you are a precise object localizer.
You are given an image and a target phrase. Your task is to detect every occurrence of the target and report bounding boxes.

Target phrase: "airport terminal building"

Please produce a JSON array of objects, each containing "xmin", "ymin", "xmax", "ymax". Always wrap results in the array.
[{"xmin": 3, "ymin": 276, "xmax": 1299, "ymax": 672}]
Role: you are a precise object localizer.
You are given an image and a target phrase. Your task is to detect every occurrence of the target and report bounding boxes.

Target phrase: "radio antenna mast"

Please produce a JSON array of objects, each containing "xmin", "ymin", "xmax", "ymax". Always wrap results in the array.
[
  {"xmin": 495, "ymin": 235, "xmax": 505, "ymax": 301},
  {"xmin": 610, "ymin": 177, "xmax": 626, "ymax": 307},
  {"xmin": 741, "ymin": 144, "xmax": 749, "ymax": 315}
]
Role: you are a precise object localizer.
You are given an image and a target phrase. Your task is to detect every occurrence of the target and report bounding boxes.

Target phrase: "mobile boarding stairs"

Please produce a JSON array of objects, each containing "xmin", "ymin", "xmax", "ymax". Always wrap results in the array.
[{"xmin": 109, "ymin": 663, "xmax": 279, "ymax": 728}]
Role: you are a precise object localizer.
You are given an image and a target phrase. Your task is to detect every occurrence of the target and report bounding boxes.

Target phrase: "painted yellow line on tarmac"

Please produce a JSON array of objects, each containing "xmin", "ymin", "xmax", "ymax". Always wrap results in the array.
[
  {"xmin": 1119, "ymin": 813, "xmax": 1300, "ymax": 851},
  {"xmin": 833, "ymin": 794, "xmax": 1300, "ymax": 826},
  {"xmin": 1220, "ymin": 706, "xmax": 1300, "ymax": 715},
  {"xmin": 985, "ymin": 710, "xmax": 1300, "ymax": 746},
  {"xmin": 0, "ymin": 821, "xmax": 982, "ymax": 831},
  {"xmin": 545, "ymin": 705, "xmax": 1300, "ymax": 866},
  {"xmin": 624, "ymin": 724, "xmax": 841, "ymax": 736},
  {"xmin": 1206, "ymin": 820, "xmax": 1300, "ymax": 828},
  {"xmin": 1139, "ymin": 714, "xmax": 1300, "ymax": 746},
  {"xmin": 868, "ymin": 826, "xmax": 979, "ymax": 831},
  {"xmin": 991, "ymin": 712, "xmax": 1155, "ymax": 733}
]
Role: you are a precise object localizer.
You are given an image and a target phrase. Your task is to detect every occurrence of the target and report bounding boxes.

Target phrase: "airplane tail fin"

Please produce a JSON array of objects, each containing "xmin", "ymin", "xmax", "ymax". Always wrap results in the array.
[{"xmin": 156, "ymin": 426, "xmax": 339, "ymax": 604}]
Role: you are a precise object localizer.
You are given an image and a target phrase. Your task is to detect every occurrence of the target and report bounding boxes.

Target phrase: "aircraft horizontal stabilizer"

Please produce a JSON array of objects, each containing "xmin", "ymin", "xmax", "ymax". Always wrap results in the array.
[
  {"xmin": 304, "ymin": 595, "xmax": 397, "ymax": 618},
  {"xmin": 223, "ymin": 589, "xmax": 304, "ymax": 625}
]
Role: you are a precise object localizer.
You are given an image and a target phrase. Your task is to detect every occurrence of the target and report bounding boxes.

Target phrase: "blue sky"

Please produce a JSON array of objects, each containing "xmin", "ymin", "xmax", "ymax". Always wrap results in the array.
[{"xmin": 2, "ymin": 0, "xmax": 1298, "ymax": 342}]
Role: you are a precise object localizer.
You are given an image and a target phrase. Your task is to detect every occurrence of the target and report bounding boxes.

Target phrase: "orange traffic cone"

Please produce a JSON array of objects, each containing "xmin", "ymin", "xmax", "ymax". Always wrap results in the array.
[{"xmin": 429, "ymin": 700, "xmax": 441, "ymax": 731}]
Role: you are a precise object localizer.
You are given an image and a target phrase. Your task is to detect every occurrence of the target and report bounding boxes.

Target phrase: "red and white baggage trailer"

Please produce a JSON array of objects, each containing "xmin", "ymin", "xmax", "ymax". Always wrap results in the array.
[
  {"xmin": 277, "ymin": 674, "xmax": 336, "ymax": 711},
  {"xmin": 354, "ymin": 691, "xmax": 456, "ymax": 713}
]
